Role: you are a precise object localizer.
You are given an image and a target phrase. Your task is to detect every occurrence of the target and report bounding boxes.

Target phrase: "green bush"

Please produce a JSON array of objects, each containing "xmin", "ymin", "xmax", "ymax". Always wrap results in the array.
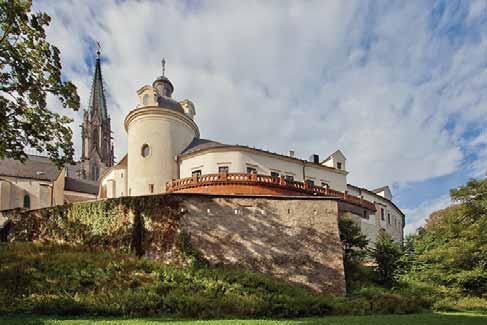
[{"xmin": 433, "ymin": 296, "xmax": 487, "ymax": 313}]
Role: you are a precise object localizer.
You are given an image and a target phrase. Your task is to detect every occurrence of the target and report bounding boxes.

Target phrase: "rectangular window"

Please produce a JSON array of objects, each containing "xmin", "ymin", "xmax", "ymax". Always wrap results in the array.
[
  {"xmin": 149, "ymin": 184, "xmax": 154, "ymax": 193},
  {"xmin": 363, "ymin": 210, "xmax": 368, "ymax": 219},
  {"xmin": 218, "ymin": 166, "xmax": 229, "ymax": 173},
  {"xmin": 336, "ymin": 162, "xmax": 342, "ymax": 170},
  {"xmin": 306, "ymin": 179, "xmax": 315, "ymax": 187},
  {"xmin": 381, "ymin": 208, "xmax": 385, "ymax": 221},
  {"xmin": 247, "ymin": 167, "xmax": 257, "ymax": 174},
  {"xmin": 192, "ymin": 170, "xmax": 202, "ymax": 177},
  {"xmin": 285, "ymin": 175, "xmax": 294, "ymax": 182},
  {"xmin": 387, "ymin": 213, "xmax": 391, "ymax": 224},
  {"xmin": 270, "ymin": 171, "xmax": 279, "ymax": 177}
]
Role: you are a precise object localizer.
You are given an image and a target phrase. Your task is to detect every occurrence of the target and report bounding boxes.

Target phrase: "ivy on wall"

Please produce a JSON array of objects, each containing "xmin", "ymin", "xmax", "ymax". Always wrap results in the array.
[{"xmin": 5, "ymin": 195, "xmax": 202, "ymax": 265}]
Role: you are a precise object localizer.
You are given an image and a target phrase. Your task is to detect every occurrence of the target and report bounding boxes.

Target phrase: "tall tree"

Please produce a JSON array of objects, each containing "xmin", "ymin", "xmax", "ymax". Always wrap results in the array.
[
  {"xmin": 338, "ymin": 214, "xmax": 369, "ymax": 293},
  {"xmin": 408, "ymin": 179, "xmax": 487, "ymax": 295},
  {"xmin": 370, "ymin": 230, "xmax": 402, "ymax": 289},
  {"xmin": 0, "ymin": 0, "xmax": 80, "ymax": 167}
]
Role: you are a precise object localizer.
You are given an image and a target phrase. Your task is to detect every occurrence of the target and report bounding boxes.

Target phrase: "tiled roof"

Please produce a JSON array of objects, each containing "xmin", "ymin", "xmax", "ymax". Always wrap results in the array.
[
  {"xmin": 180, "ymin": 138, "xmax": 226, "ymax": 155},
  {"xmin": 0, "ymin": 155, "xmax": 62, "ymax": 181},
  {"xmin": 64, "ymin": 177, "xmax": 98, "ymax": 195}
]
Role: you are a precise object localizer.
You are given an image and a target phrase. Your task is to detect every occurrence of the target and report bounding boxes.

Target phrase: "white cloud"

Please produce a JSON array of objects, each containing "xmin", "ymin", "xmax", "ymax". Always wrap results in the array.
[{"xmin": 32, "ymin": 1, "xmax": 487, "ymax": 193}]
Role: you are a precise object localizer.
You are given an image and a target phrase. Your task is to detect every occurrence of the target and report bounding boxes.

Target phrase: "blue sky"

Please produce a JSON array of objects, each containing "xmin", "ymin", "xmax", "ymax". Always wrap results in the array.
[{"xmin": 34, "ymin": 0, "xmax": 487, "ymax": 233}]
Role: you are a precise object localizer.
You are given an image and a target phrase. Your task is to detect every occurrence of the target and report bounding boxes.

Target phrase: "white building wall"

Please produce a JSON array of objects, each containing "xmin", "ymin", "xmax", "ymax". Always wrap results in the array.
[
  {"xmin": 101, "ymin": 167, "xmax": 127, "ymax": 198},
  {"xmin": 179, "ymin": 149, "xmax": 347, "ymax": 192}
]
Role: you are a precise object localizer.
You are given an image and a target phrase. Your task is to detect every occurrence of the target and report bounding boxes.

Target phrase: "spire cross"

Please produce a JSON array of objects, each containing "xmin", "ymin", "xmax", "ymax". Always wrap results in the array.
[
  {"xmin": 96, "ymin": 41, "xmax": 101, "ymax": 58},
  {"xmin": 162, "ymin": 58, "xmax": 166, "ymax": 77}
]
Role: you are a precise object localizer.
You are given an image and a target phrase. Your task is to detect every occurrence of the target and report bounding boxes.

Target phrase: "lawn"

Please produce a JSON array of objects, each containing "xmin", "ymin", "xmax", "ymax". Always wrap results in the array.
[{"xmin": 0, "ymin": 313, "xmax": 486, "ymax": 325}]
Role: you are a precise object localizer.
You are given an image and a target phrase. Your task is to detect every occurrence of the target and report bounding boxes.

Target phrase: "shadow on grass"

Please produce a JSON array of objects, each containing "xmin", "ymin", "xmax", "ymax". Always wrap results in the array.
[{"xmin": 1, "ymin": 313, "xmax": 487, "ymax": 325}]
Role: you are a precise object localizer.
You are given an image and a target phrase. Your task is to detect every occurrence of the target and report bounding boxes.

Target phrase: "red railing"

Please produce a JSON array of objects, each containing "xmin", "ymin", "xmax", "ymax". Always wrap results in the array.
[{"xmin": 166, "ymin": 173, "xmax": 376, "ymax": 211}]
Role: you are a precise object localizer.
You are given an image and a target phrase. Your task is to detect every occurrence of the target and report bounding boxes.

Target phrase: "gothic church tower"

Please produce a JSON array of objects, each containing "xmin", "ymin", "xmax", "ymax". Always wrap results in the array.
[{"xmin": 80, "ymin": 48, "xmax": 114, "ymax": 181}]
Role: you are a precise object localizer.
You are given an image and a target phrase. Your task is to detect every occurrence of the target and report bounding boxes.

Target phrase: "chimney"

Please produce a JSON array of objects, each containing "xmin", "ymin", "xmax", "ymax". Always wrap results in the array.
[
  {"xmin": 289, "ymin": 150, "xmax": 295, "ymax": 158},
  {"xmin": 309, "ymin": 154, "xmax": 319, "ymax": 164}
]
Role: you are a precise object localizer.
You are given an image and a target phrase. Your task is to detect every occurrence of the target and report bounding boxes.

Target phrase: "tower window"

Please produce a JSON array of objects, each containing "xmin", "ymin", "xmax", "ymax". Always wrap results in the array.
[
  {"xmin": 336, "ymin": 162, "xmax": 342, "ymax": 170},
  {"xmin": 387, "ymin": 213, "xmax": 391, "ymax": 224},
  {"xmin": 192, "ymin": 170, "xmax": 202, "ymax": 177},
  {"xmin": 218, "ymin": 166, "xmax": 229, "ymax": 173},
  {"xmin": 23, "ymin": 194, "xmax": 30, "ymax": 209},
  {"xmin": 141, "ymin": 144, "xmax": 151, "ymax": 158},
  {"xmin": 381, "ymin": 208, "xmax": 385, "ymax": 221},
  {"xmin": 149, "ymin": 184, "xmax": 154, "ymax": 193}
]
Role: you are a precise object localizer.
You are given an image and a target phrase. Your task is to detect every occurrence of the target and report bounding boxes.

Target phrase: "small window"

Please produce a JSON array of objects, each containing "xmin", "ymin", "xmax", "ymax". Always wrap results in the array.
[
  {"xmin": 321, "ymin": 182, "xmax": 328, "ymax": 188},
  {"xmin": 306, "ymin": 179, "xmax": 315, "ymax": 187},
  {"xmin": 218, "ymin": 166, "xmax": 229, "ymax": 173},
  {"xmin": 141, "ymin": 144, "xmax": 151, "ymax": 158},
  {"xmin": 23, "ymin": 194, "xmax": 30, "ymax": 209},
  {"xmin": 363, "ymin": 210, "xmax": 368, "ymax": 219},
  {"xmin": 143, "ymin": 94, "xmax": 150, "ymax": 105},
  {"xmin": 387, "ymin": 213, "xmax": 391, "ymax": 224},
  {"xmin": 121, "ymin": 172, "xmax": 124, "ymax": 178},
  {"xmin": 149, "ymin": 184, "xmax": 154, "ymax": 193},
  {"xmin": 381, "ymin": 208, "xmax": 385, "ymax": 221},
  {"xmin": 247, "ymin": 167, "xmax": 257, "ymax": 174},
  {"xmin": 336, "ymin": 162, "xmax": 342, "ymax": 170},
  {"xmin": 270, "ymin": 171, "xmax": 279, "ymax": 177},
  {"xmin": 192, "ymin": 170, "xmax": 202, "ymax": 177},
  {"xmin": 285, "ymin": 175, "xmax": 294, "ymax": 182}
]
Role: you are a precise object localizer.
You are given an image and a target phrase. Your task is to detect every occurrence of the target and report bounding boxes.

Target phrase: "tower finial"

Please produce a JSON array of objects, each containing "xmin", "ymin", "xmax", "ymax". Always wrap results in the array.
[
  {"xmin": 96, "ymin": 41, "xmax": 101, "ymax": 59},
  {"xmin": 161, "ymin": 58, "xmax": 166, "ymax": 77}
]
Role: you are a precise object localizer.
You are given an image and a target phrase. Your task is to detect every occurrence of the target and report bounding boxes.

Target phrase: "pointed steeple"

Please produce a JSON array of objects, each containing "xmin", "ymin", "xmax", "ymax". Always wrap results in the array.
[
  {"xmin": 88, "ymin": 43, "xmax": 108, "ymax": 121},
  {"xmin": 79, "ymin": 44, "xmax": 114, "ymax": 181}
]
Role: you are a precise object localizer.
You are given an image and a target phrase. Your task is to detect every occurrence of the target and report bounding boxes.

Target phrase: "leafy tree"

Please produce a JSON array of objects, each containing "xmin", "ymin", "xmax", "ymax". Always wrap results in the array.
[
  {"xmin": 338, "ymin": 214, "xmax": 369, "ymax": 293},
  {"xmin": 369, "ymin": 230, "xmax": 402, "ymax": 289},
  {"xmin": 408, "ymin": 178, "xmax": 487, "ymax": 295},
  {"xmin": 0, "ymin": 0, "xmax": 80, "ymax": 167}
]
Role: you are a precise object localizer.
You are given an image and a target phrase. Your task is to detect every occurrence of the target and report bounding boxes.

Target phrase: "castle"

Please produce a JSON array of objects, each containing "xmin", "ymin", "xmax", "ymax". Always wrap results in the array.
[
  {"xmin": 0, "ymin": 51, "xmax": 404, "ymax": 245},
  {"xmin": 98, "ymin": 61, "xmax": 405, "ymax": 244}
]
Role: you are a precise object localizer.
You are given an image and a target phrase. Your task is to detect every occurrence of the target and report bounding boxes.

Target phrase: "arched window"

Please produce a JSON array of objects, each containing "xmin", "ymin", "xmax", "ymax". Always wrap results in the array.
[{"xmin": 23, "ymin": 194, "xmax": 30, "ymax": 209}]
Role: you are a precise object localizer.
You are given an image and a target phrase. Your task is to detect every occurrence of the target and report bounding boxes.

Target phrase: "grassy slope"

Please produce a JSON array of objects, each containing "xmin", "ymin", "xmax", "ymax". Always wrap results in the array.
[{"xmin": 1, "ymin": 313, "xmax": 487, "ymax": 325}]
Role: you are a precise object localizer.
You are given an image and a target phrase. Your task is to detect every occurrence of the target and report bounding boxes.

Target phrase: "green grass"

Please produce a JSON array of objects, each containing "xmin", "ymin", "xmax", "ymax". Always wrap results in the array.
[{"xmin": 0, "ymin": 313, "xmax": 486, "ymax": 324}]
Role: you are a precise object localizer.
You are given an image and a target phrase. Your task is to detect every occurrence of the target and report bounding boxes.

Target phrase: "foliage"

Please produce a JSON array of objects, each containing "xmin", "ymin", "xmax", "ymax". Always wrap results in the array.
[
  {"xmin": 0, "ymin": 0, "xmax": 80, "ymax": 167},
  {"xmin": 369, "ymin": 231, "xmax": 402, "ymax": 289},
  {"xmin": 338, "ymin": 214, "xmax": 368, "ymax": 293},
  {"xmin": 2, "ymin": 314, "xmax": 487, "ymax": 325},
  {"xmin": 0, "ymin": 243, "xmax": 337, "ymax": 318},
  {"xmin": 406, "ymin": 178, "xmax": 487, "ymax": 296}
]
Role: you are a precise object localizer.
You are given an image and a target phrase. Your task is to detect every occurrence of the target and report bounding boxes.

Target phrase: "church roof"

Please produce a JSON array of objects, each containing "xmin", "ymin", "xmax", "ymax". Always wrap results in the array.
[
  {"xmin": 88, "ymin": 50, "xmax": 108, "ymax": 122},
  {"xmin": 0, "ymin": 155, "xmax": 62, "ymax": 181},
  {"xmin": 64, "ymin": 177, "xmax": 99, "ymax": 195}
]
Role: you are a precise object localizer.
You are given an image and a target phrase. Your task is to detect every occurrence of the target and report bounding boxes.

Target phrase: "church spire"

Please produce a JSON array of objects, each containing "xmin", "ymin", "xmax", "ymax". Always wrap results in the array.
[
  {"xmin": 88, "ymin": 43, "xmax": 108, "ymax": 121},
  {"xmin": 79, "ymin": 44, "xmax": 114, "ymax": 181}
]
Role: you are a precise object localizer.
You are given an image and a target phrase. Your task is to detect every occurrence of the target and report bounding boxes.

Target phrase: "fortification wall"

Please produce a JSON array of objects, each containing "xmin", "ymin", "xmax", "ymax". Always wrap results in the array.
[{"xmin": 4, "ymin": 193, "xmax": 345, "ymax": 295}]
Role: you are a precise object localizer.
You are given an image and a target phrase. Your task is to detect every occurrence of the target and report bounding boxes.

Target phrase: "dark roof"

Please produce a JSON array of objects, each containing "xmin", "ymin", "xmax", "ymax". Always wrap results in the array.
[
  {"xmin": 0, "ymin": 155, "xmax": 62, "ymax": 181},
  {"xmin": 88, "ymin": 52, "xmax": 108, "ymax": 121},
  {"xmin": 372, "ymin": 186, "xmax": 389, "ymax": 193},
  {"xmin": 64, "ymin": 177, "xmax": 98, "ymax": 195},
  {"xmin": 181, "ymin": 138, "xmax": 226, "ymax": 155},
  {"xmin": 157, "ymin": 96, "xmax": 185, "ymax": 114}
]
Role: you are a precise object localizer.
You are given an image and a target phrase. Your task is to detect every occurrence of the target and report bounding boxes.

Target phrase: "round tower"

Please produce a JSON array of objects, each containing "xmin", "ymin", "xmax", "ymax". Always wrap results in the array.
[{"xmin": 124, "ymin": 66, "xmax": 199, "ymax": 196}]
